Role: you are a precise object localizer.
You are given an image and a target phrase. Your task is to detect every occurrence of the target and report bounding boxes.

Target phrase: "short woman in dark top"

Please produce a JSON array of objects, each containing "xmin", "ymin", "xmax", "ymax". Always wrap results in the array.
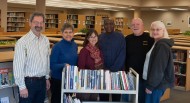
[
  {"xmin": 143, "ymin": 21, "xmax": 175, "ymax": 103},
  {"xmin": 77, "ymin": 29, "xmax": 104, "ymax": 101}
]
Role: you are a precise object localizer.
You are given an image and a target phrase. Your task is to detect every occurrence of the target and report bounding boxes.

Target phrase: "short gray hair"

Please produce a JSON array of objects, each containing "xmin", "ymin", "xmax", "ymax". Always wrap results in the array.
[
  {"xmin": 61, "ymin": 23, "xmax": 74, "ymax": 33},
  {"xmin": 29, "ymin": 12, "xmax": 45, "ymax": 22}
]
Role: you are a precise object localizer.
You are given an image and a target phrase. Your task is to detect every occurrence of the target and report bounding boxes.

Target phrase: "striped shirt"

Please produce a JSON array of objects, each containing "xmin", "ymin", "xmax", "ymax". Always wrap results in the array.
[{"xmin": 13, "ymin": 30, "xmax": 50, "ymax": 90}]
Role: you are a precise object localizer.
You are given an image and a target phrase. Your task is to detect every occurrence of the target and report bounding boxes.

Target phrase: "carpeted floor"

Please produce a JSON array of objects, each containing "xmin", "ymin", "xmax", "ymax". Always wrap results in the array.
[{"xmin": 161, "ymin": 89, "xmax": 190, "ymax": 103}]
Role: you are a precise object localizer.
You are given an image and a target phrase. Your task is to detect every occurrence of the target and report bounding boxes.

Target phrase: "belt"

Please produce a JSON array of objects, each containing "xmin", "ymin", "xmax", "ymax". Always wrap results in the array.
[{"xmin": 25, "ymin": 76, "xmax": 45, "ymax": 80}]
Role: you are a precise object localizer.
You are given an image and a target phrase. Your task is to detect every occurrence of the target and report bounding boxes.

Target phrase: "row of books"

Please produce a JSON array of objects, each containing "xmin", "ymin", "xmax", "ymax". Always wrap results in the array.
[
  {"xmin": 174, "ymin": 64, "xmax": 186, "ymax": 75},
  {"xmin": 45, "ymin": 24, "xmax": 58, "ymax": 28},
  {"xmin": 63, "ymin": 66, "xmax": 135, "ymax": 91},
  {"xmin": 85, "ymin": 21, "xmax": 95, "ymax": 25},
  {"xmin": 0, "ymin": 68, "xmax": 15, "ymax": 88},
  {"xmin": 86, "ymin": 16, "xmax": 95, "ymax": 21},
  {"xmin": 63, "ymin": 94, "xmax": 81, "ymax": 103},
  {"xmin": 175, "ymin": 75, "xmax": 186, "ymax": 86},
  {"xmin": 7, "ymin": 18, "xmax": 25, "ymax": 22},
  {"xmin": 45, "ymin": 14, "xmax": 58, "ymax": 19},
  {"xmin": 45, "ymin": 19, "xmax": 58, "ymax": 23},
  {"xmin": 172, "ymin": 50, "xmax": 187, "ymax": 62},
  {"xmin": 7, "ymin": 12, "xmax": 25, "ymax": 17},
  {"xmin": 7, "ymin": 23, "xmax": 25, "ymax": 27},
  {"xmin": 7, "ymin": 27, "xmax": 22, "ymax": 32}
]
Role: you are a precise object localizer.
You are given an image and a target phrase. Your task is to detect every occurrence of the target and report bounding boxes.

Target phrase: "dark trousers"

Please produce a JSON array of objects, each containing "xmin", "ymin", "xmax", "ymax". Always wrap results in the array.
[
  {"xmin": 50, "ymin": 78, "xmax": 61, "ymax": 103},
  {"xmin": 139, "ymin": 79, "xmax": 146, "ymax": 103},
  {"xmin": 19, "ymin": 77, "xmax": 46, "ymax": 103},
  {"xmin": 99, "ymin": 94, "xmax": 121, "ymax": 101}
]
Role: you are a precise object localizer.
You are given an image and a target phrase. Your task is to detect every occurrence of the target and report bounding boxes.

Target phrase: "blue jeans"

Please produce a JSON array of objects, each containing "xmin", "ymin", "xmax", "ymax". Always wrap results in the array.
[
  {"xmin": 121, "ymin": 79, "xmax": 145, "ymax": 103},
  {"xmin": 145, "ymin": 89, "xmax": 165, "ymax": 103},
  {"xmin": 19, "ymin": 77, "xmax": 46, "ymax": 103}
]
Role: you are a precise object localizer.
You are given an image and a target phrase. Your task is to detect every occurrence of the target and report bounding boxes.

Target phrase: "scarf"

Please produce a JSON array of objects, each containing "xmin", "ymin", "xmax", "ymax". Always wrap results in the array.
[{"xmin": 85, "ymin": 43, "xmax": 104, "ymax": 69}]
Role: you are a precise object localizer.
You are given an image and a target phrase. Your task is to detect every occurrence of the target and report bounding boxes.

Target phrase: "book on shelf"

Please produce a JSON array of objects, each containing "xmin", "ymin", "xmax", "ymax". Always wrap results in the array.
[
  {"xmin": 0, "ymin": 68, "xmax": 15, "ymax": 88},
  {"xmin": 63, "ymin": 65, "xmax": 135, "ymax": 91},
  {"xmin": 0, "ymin": 96, "xmax": 10, "ymax": 103}
]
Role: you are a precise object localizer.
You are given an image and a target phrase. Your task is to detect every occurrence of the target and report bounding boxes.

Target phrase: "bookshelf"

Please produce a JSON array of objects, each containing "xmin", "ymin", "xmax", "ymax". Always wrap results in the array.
[
  {"xmin": 0, "ymin": 51, "xmax": 19, "ymax": 103},
  {"xmin": 7, "ymin": 12, "xmax": 25, "ymax": 32},
  {"xmin": 67, "ymin": 14, "xmax": 78, "ymax": 29},
  {"xmin": 45, "ymin": 14, "xmax": 58, "ymax": 29},
  {"xmin": 85, "ymin": 16, "xmax": 95, "ymax": 29},
  {"xmin": 101, "ymin": 16, "xmax": 109, "ymax": 33},
  {"xmin": 61, "ymin": 67, "xmax": 139, "ymax": 103},
  {"xmin": 114, "ymin": 17, "xmax": 129, "ymax": 35},
  {"xmin": 172, "ymin": 46, "xmax": 190, "ymax": 91}
]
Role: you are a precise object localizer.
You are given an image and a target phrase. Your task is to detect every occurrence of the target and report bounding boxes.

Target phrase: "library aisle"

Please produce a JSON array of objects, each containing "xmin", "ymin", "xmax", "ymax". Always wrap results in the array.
[{"xmin": 161, "ymin": 89, "xmax": 190, "ymax": 103}]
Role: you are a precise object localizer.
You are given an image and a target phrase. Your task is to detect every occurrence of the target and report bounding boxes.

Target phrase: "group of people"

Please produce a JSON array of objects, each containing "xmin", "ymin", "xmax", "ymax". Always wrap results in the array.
[{"xmin": 13, "ymin": 12, "xmax": 174, "ymax": 103}]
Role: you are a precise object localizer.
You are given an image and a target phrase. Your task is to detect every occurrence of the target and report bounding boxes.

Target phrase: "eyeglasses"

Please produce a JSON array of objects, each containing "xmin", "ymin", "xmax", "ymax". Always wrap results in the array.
[
  {"xmin": 63, "ymin": 31, "xmax": 73, "ymax": 34},
  {"xmin": 32, "ymin": 21, "xmax": 44, "ymax": 25},
  {"xmin": 89, "ymin": 36, "xmax": 97, "ymax": 39}
]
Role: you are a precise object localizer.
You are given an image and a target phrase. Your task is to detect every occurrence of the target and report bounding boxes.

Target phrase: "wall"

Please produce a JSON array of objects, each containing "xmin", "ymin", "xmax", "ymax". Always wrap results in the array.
[{"xmin": 141, "ymin": 11, "xmax": 190, "ymax": 32}]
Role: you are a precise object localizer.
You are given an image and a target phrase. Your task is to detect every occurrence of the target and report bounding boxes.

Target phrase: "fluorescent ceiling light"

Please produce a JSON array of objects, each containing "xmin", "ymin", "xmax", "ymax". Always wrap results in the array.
[
  {"xmin": 171, "ymin": 8, "xmax": 188, "ymax": 11},
  {"xmin": 104, "ymin": 8, "xmax": 119, "ymax": 11},
  {"xmin": 128, "ymin": 8, "xmax": 135, "ymax": 10},
  {"xmin": 151, "ymin": 8, "xmax": 168, "ymax": 11},
  {"xmin": 118, "ymin": 7, "xmax": 128, "ymax": 9}
]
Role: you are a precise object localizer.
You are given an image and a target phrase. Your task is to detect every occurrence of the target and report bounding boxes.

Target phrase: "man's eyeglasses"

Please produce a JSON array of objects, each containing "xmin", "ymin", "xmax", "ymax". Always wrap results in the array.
[{"xmin": 32, "ymin": 21, "xmax": 44, "ymax": 25}]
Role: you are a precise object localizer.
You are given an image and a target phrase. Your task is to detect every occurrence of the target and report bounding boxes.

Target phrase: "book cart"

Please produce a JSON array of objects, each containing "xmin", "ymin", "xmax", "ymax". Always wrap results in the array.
[{"xmin": 61, "ymin": 67, "xmax": 139, "ymax": 103}]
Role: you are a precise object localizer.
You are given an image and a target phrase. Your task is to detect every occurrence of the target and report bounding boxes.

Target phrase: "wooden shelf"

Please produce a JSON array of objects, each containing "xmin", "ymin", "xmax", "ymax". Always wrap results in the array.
[
  {"xmin": 67, "ymin": 14, "xmax": 78, "ymax": 28},
  {"xmin": 172, "ymin": 46, "xmax": 190, "ymax": 91},
  {"xmin": 45, "ymin": 14, "xmax": 58, "ymax": 29},
  {"xmin": 85, "ymin": 16, "xmax": 95, "ymax": 29}
]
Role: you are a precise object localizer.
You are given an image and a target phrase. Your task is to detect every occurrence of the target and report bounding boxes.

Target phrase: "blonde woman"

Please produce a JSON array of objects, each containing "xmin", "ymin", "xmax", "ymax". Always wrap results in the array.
[{"xmin": 143, "ymin": 21, "xmax": 175, "ymax": 103}]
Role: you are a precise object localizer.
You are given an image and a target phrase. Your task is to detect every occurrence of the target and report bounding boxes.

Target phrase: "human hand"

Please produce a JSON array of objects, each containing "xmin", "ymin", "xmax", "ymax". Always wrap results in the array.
[
  {"xmin": 46, "ymin": 79, "xmax": 50, "ymax": 90},
  {"xmin": 145, "ymin": 88, "xmax": 152, "ymax": 94},
  {"xmin": 20, "ymin": 88, "xmax": 28, "ymax": 98}
]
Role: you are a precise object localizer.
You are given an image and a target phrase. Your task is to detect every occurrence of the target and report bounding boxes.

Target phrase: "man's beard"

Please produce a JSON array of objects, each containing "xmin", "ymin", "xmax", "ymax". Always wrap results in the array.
[{"xmin": 35, "ymin": 26, "xmax": 42, "ymax": 32}]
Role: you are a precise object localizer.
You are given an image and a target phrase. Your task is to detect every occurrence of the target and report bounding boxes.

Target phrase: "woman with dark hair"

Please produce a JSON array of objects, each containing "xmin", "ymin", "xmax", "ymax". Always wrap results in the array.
[
  {"xmin": 77, "ymin": 29, "xmax": 104, "ymax": 101},
  {"xmin": 78, "ymin": 29, "xmax": 104, "ymax": 70}
]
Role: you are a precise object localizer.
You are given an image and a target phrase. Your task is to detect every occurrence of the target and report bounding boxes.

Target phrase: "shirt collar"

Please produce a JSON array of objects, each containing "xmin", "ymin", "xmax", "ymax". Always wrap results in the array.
[{"xmin": 28, "ymin": 30, "xmax": 43, "ymax": 40}]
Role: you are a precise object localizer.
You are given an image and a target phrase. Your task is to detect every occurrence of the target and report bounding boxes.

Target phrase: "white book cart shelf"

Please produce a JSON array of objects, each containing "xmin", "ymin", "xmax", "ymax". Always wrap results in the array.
[{"xmin": 61, "ymin": 68, "xmax": 139, "ymax": 103}]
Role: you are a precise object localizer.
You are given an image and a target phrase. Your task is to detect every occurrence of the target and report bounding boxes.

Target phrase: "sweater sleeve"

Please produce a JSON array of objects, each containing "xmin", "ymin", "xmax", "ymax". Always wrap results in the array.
[
  {"xmin": 50, "ymin": 44, "xmax": 65, "ymax": 72},
  {"xmin": 78, "ymin": 48, "xmax": 87, "ymax": 69},
  {"xmin": 146, "ymin": 44, "xmax": 169, "ymax": 91}
]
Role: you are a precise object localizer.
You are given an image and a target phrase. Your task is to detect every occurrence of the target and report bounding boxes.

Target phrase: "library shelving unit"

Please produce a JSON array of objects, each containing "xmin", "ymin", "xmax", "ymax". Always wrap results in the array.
[
  {"xmin": 61, "ymin": 68, "xmax": 139, "ymax": 103},
  {"xmin": 0, "ymin": 51, "xmax": 19, "ymax": 103},
  {"xmin": 7, "ymin": 12, "xmax": 25, "ymax": 32},
  {"xmin": 67, "ymin": 14, "xmax": 79, "ymax": 29},
  {"xmin": 100, "ymin": 16, "xmax": 109, "ymax": 33},
  {"xmin": 172, "ymin": 46, "xmax": 190, "ymax": 91},
  {"xmin": 114, "ymin": 17, "xmax": 129, "ymax": 35},
  {"xmin": 85, "ymin": 16, "xmax": 95, "ymax": 29},
  {"xmin": 45, "ymin": 14, "xmax": 58, "ymax": 29}
]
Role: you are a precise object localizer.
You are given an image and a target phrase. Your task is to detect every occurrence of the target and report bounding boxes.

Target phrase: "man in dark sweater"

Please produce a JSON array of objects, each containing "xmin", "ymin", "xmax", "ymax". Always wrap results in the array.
[
  {"xmin": 124, "ymin": 18, "xmax": 154, "ymax": 103},
  {"xmin": 99, "ymin": 18, "xmax": 126, "ymax": 101}
]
